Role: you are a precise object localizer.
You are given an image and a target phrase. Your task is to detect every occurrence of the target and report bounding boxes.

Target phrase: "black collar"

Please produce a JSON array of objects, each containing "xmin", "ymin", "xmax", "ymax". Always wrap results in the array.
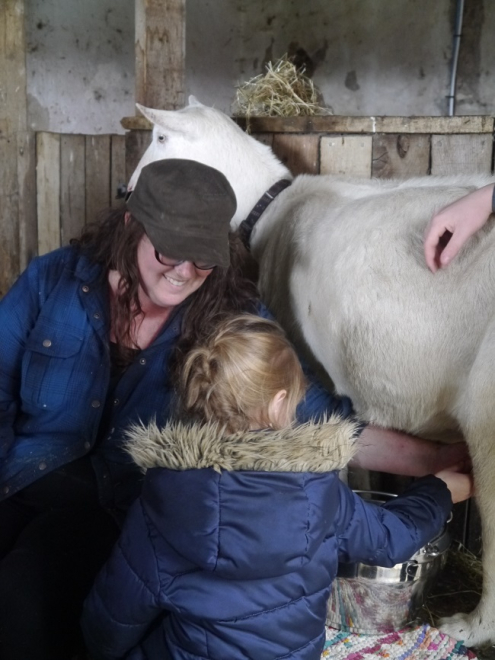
[{"xmin": 238, "ymin": 179, "xmax": 292, "ymax": 249}]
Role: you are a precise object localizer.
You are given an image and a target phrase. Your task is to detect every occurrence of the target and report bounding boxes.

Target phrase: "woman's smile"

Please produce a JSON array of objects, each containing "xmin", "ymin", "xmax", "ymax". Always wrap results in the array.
[{"xmin": 136, "ymin": 234, "xmax": 213, "ymax": 310}]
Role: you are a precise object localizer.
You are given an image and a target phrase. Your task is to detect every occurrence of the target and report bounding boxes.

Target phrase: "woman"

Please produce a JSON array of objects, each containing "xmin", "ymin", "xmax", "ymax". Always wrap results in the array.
[
  {"xmin": 0, "ymin": 158, "xmax": 467, "ymax": 659},
  {"xmin": 0, "ymin": 159, "xmax": 258, "ymax": 660}
]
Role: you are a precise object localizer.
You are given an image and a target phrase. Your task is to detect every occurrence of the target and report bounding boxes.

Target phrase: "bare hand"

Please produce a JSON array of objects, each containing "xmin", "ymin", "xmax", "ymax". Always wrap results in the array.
[
  {"xmin": 424, "ymin": 184, "xmax": 494, "ymax": 273},
  {"xmin": 435, "ymin": 464, "xmax": 475, "ymax": 504}
]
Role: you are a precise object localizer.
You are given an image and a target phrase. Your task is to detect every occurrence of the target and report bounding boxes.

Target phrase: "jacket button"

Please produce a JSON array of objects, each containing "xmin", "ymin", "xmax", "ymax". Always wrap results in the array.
[
  {"xmin": 93, "ymin": 313, "xmax": 100, "ymax": 320},
  {"xmin": 3, "ymin": 486, "xmax": 10, "ymax": 495},
  {"xmin": 82, "ymin": 285, "xmax": 90, "ymax": 293},
  {"xmin": 113, "ymin": 398, "xmax": 120, "ymax": 406},
  {"xmin": 42, "ymin": 339, "xmax": 52, "ymax": 348},
  {"xmin": 139, "ymin": 358, "xmax": 146, "ymax": 365},
  {"xmin": 39, "ymin": 461, "xmax": 47, "ymax": 471},
  {"xmin": 84, "ymin": 441, "xmax": 91, "ymax": 450},
  {"xmin": 91, "ymin": 400, "xmax": 101, "ymax": 408}
]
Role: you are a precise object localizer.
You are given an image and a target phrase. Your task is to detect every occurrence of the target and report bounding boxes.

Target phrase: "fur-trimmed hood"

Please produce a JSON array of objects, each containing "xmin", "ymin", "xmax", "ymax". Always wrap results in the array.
[
  {"xmin": 126, "ymin": 415, "xmax": 359, "ymax": 473},
  {"xmin": 123, "ymin": 417, "xmax": 359, "ymax": 580}
]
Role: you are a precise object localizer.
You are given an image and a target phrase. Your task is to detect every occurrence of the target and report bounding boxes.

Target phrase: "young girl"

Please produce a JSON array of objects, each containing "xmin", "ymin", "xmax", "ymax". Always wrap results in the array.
[{"xmin": 82, "ymin": 314, "xmax": 472, "ymax": 660}]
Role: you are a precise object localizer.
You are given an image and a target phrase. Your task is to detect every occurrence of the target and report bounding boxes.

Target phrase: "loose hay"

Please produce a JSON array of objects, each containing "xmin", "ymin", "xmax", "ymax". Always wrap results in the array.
[
  {"xmin": 420, "ymin": 542, "xmax": 482, "ymax": 626},
  {"xmin": 232, "ymin": 55, "xmax": 332, "ymax": 129}
]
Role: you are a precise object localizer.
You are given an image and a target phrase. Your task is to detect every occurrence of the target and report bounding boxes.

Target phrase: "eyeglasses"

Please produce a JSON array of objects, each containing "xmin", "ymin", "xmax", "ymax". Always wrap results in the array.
[{"xmin": 154, "ymin": 250, "xmax": 216, "ymax": 271}]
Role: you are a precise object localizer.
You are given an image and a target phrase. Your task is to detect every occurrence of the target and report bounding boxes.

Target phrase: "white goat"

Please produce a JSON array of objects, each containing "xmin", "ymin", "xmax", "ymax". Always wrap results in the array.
[{"xmin": 127, "ymin": 97, "xmax": 495, "ymax": 646}]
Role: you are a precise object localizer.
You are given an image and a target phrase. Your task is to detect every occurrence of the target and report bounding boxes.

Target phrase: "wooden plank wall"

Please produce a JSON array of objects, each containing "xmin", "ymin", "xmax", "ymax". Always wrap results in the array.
[
  {"xmin": 36, "ymin": 133, "xmax": 126, "ymax": 254},
  {"xmin": 0, "ymin": 0, "xmax": 36, "ymax": 297},
  {"xmin": 241, "ymin": 118, "xmax": 494, "ymax": 179},
  {"xmin": 35, "ymin": 118, "xmax": 495, "ymax": 260}
]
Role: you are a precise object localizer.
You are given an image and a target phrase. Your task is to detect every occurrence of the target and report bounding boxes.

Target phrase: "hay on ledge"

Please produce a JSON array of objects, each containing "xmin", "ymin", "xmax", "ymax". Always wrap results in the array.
[{"xmin": 232, "ymin": 55, "xmax": 332, "ymax": 127}]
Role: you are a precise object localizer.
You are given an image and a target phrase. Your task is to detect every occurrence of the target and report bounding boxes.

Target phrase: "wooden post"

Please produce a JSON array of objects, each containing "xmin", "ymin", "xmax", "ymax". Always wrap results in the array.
[
  {"xmin": 135, "ymin": 0, "xmax": 186, "ymax": 110},
  {"xmin": 0, "ymin": 0, "xmax": 36, "ymax": 296}
]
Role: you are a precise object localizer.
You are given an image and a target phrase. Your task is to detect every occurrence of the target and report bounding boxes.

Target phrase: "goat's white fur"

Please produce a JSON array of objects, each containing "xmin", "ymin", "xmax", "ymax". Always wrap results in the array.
[{"xmin": 128, "ymin": 97, "xmax": 495, "ymax": 646}]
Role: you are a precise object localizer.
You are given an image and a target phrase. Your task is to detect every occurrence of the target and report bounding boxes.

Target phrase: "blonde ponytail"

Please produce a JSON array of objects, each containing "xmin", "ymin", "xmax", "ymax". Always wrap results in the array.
[{"xmin": 179, "ymin": 314, "xmax": 306, "ymax": 433}]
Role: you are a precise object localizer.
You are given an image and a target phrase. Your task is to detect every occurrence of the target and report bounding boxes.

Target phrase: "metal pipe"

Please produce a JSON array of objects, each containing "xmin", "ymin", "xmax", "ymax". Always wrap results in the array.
[{"xmin": 447, "ymin": 0, "xmax": 465, "ymax": 116}]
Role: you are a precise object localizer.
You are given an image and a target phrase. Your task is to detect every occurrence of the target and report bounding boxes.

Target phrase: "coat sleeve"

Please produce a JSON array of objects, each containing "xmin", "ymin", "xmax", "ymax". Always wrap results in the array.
[
  {"xmin": 334, "ymin": 475, "xmax": 452, "ymax": 567},
  {"xmin": 0, "ymin": 263, "xmax": 42, "ymax": 457},
  {"xmin": 81, "ymin": 499, "xmax": 167, "ymax": 660}
]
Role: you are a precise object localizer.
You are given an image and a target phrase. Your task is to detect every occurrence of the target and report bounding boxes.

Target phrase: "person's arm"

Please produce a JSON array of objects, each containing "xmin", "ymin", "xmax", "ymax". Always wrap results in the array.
[
  {"xmin": 424, "ymin": 183, "xmax": 495, "ymax": 273},
  {"xmin": 351, "ymin": 424, "xmax": 470, "ymax": 476},
  {"xmin": 81, "ymin": 499, "xmax": 165, "ymax": 660},
  {"xmin": 336, "ymin": 474, "xmax": 453, "ymax": 567},
  {"xmin": 0, "ymin": 263, "xmax": 42, "ymax": 456}
]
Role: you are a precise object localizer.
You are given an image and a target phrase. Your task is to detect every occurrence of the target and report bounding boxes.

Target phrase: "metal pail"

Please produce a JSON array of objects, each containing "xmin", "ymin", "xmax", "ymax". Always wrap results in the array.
[{"xmin": 326, "ymin": 490, "xmax": 451, "ymax": 634}]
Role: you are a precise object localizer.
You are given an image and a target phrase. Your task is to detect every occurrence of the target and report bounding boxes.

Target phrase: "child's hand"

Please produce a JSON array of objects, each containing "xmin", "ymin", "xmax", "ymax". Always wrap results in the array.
[{"xmin": 434, "ymin": 464, "xmax": 475, "ymax": 504}]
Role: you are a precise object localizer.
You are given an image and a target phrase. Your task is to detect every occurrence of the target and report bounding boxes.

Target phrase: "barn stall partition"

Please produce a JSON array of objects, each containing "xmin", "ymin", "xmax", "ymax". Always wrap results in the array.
[{"xmin": 33, "ymin": 114, "xmax": 494, "ymax": 553}]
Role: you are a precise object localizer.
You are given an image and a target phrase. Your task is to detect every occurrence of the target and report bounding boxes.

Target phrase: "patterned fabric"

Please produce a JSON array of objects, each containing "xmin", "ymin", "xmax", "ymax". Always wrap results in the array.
[{"xmin": 323, "ymin": 624, "xmax": 477, "ymax": 660}]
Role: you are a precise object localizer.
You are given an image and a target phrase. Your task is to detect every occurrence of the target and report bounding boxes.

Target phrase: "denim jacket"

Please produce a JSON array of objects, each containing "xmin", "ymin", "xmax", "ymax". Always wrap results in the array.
[{"xmin": 0, "ymin": 246, "xmax": 354, "ymax": 516}]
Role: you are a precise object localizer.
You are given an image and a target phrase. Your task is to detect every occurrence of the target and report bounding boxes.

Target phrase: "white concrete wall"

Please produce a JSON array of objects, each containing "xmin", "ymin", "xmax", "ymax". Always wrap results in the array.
[
  {"xmin": 26, "ymin": 0, "xmax": 495, "ymax": 135},
  {"xmin": 25, "ymin": 0, "xmax": 135, "ymax": 134}
]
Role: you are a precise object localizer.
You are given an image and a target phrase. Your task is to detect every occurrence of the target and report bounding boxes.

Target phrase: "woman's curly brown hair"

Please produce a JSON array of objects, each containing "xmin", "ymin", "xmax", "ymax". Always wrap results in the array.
[{"xmin": 72, "ymin": 206, "xmax": 259, "ymax": 367}]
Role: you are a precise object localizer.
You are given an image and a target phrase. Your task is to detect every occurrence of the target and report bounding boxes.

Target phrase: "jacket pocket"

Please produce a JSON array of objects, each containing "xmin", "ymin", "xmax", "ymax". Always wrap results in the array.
[{"xmin": 21, "ymin": 322, "xmax": 84, "ymax": 410}]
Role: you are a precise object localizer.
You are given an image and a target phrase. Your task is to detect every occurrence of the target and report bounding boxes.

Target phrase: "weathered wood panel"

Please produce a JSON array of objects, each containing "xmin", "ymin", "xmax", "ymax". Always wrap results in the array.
[
  {"xmin": 431, "ymin": 134, "xmax": 493, "ymax": 175},
  {"xmin": 272, "ymin": 134, "xmax": 319, "ymax": 175},
  {"xmin": 125, "ymin": 129, "xmax": 151, "ymax": 182},
  {"xmin": 111, "ymin": 135, "xmax": 126, "ymax": 209},
  {"xmin": 135, "ymin": 0, "xmax": 185, "ymax": 110},
  {"xmin": 320, "ymin": 135, "xmax": 372, "ymax": 177},
  {"xmin": 17, "ymin": 128, "xmax": 37, "ymax": 272},
  {"xmin": 123, "ymin": 114, "xmax": 495, "ymax": 135},
  {"xmin": 232, "ymin": 115, "xmax": 494, "ymax": 135},
  {"xmin": 372, "ymin": 134, "xmax": 431, "ymax": 178},
  {"xmin": 0, "ymin": 0, "xmax": 36, "ymax": 295},
  {"xmin": 85, "ymin": 135, "xmax": 111, "ymax": 224},
  {"xmin": 36, "ymin": 132, "xmax": 61, "ymax": 256},
  {"xmin": 251, "ymin": 133, "xmax": 274, "ymax": 148},
  {"xmin": 60, "ymin": 135, "xmax": 85, "ymax": 244}
]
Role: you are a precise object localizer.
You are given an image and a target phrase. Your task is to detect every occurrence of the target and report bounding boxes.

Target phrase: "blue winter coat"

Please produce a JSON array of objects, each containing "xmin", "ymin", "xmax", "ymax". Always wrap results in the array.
[
  {"xmin": 82, "ymin": 417, "xmax": 452, "ymax": 660},
  {"xmin": 0, "ymin": 246, "xmax": 352, "ymax": 513}
]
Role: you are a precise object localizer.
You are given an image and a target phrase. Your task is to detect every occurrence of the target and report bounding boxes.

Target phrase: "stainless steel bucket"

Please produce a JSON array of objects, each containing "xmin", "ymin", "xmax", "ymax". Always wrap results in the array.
[{"xmin": 326, "ymin": 490, "xmax": 451, "ymax": 634}]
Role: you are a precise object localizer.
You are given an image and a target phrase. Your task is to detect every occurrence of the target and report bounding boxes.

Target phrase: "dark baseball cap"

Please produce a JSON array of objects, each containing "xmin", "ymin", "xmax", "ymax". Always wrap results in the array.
[{"xmin": 127, "ymin": 159, "xmax": 237, "ymax": 268}]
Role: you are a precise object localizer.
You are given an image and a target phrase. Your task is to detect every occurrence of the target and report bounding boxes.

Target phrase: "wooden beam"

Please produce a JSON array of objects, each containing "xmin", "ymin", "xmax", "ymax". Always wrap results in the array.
[
  {"xmin": 85, "ymin": 135, "xmax": 111, "ymax": 224},
  {"xmin": 36, "ymin": 132, "xmax": 61, "ymax": 255},
  {"xmin": 125, "ymin": 129, "xmax": 151, "ymax": 183},
  {"xmin": 60, "ymin": 135, "xmax": 86, "ymax": 244},
  {"xmin": 135, "ymin": 0, "xmax": 185, "ymax": 110},
  {"xmin": 233, "ymin": 115, "xmax": 494, "ymax": 135},
  {"xmin": 0, "ymin": 0, "xmax": 36, "ymax": 296},
  {"xmin": 122, "ymin": 114, "xmax": 495, "ymax": 134}
]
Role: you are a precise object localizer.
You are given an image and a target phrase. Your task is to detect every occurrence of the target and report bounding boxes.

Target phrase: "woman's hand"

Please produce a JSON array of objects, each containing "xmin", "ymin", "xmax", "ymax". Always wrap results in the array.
[{"xmin": 424, "ymin": 183, "xmax": 495, "ymax": 273}]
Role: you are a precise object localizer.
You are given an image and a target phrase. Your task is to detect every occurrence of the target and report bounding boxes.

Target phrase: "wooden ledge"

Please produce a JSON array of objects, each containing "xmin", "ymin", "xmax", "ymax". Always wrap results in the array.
[
  {"xmin": 234, "ymin": 115, "xmax": 494, "ymax": 134},
  {"xmin": 121, "ymin": 114, "xmax": 494, "ymax": 134}
]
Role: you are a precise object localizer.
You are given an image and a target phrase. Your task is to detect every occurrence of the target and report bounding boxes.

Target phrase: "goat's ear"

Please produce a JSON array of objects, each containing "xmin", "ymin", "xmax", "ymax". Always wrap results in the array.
[
  {"xmin": 188, "ymin": 95, "xmax": 204, "ymax": 107},
  {"xmin": 136, "ymin": 103, "xmax": 187, "ymax": 135}
]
